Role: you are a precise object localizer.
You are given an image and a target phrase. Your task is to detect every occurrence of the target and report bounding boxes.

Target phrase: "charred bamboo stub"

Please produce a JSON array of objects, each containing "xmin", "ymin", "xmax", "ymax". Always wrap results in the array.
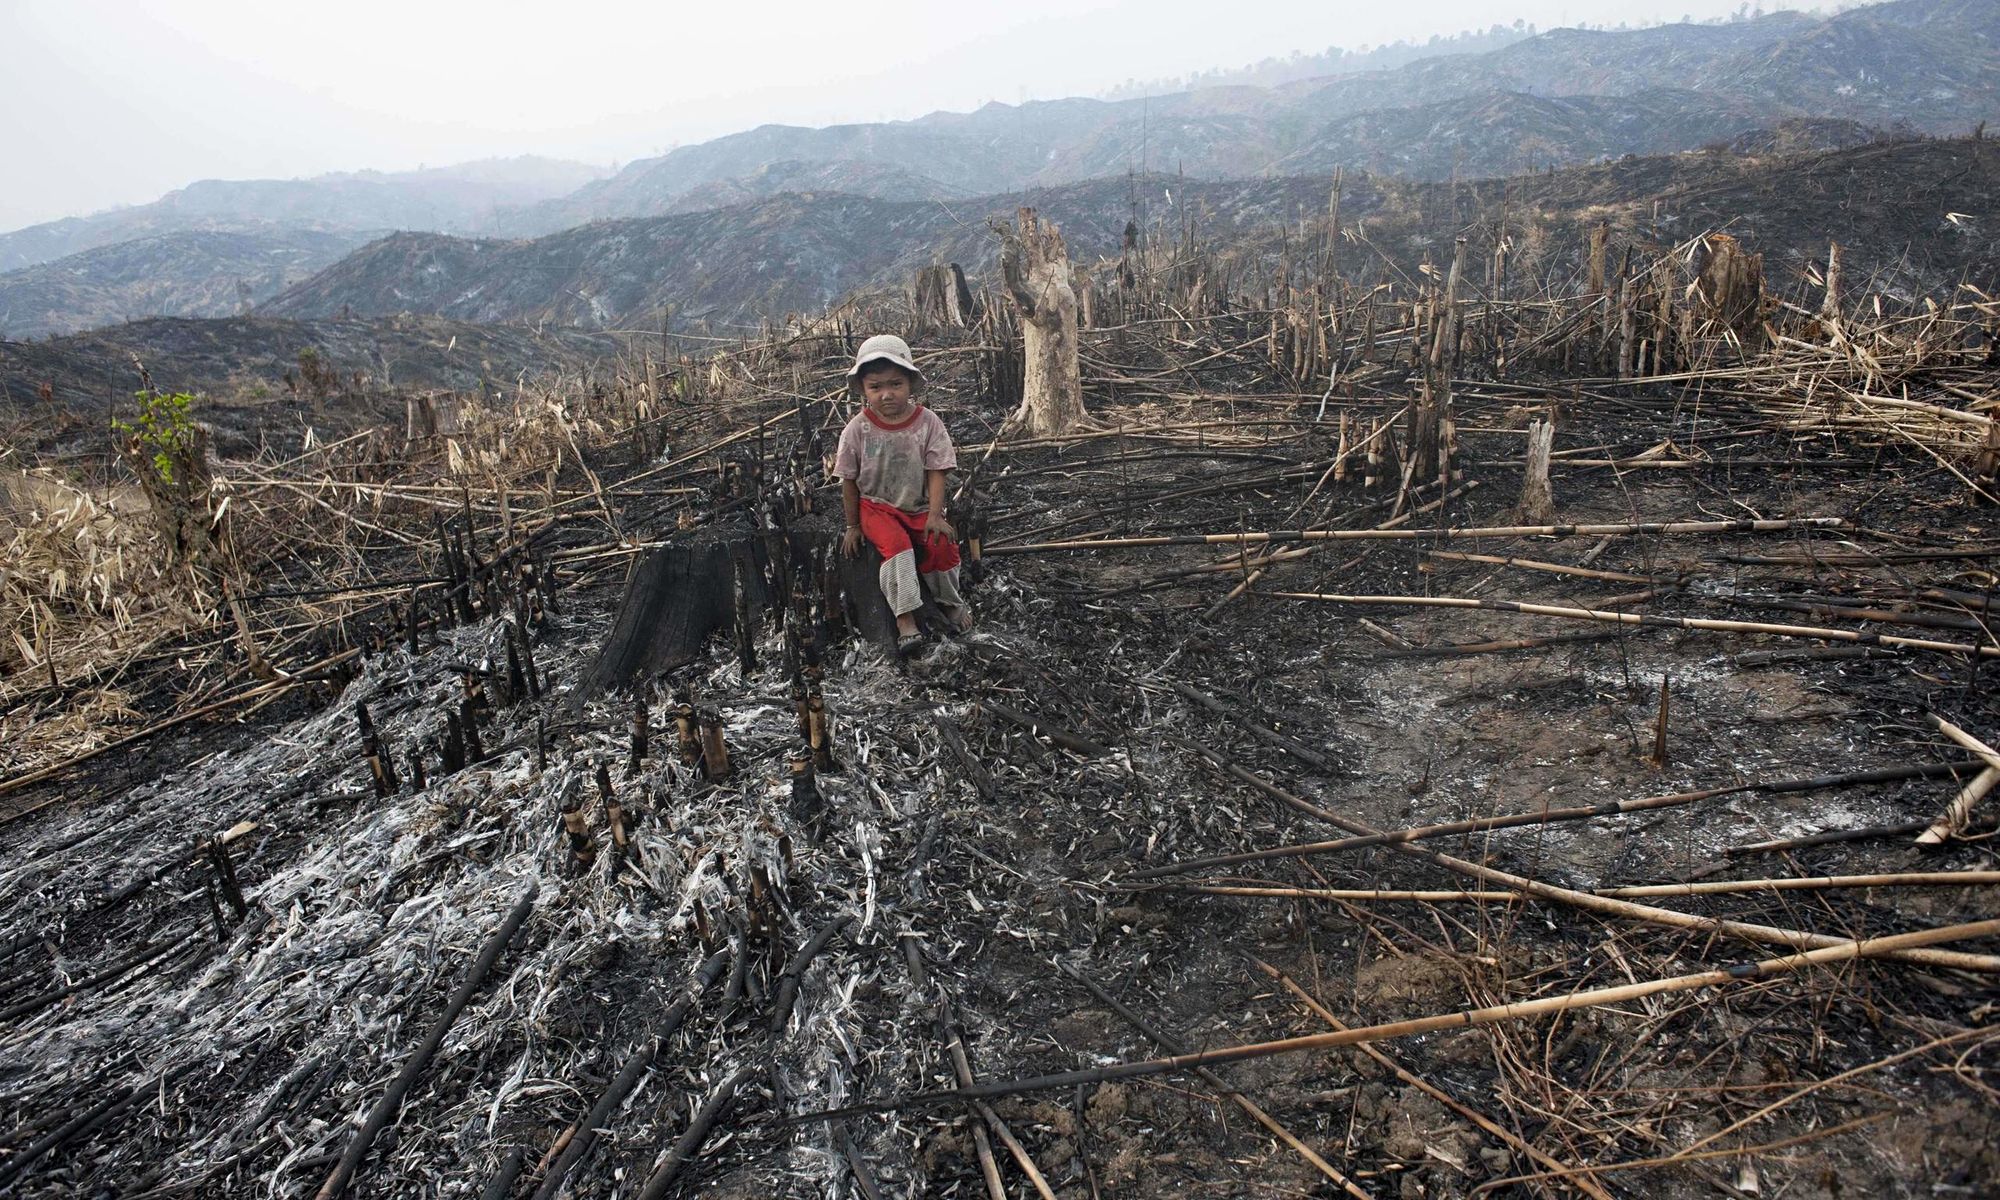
[
  {"xmin": 791, "ymin": 676, "xmax": 812, "ymax": 740},
  {"xmin": 629, "ymin": 695, "xmax": 649, "ymax": 771},
  {"xmin": 207, "ymin": 842, "xmax": 247, "ymax": 921},
  {"xmin": 460, "ymin": 696, "xmax": 486, "ymax": 764},
  {"xmin": 789, "ymin": 754, "xmax": 821, "ymax": 827},
  {"xmin": 562, "ymin": 805, "xmax": 596, "ymax": 872},
  {"xmin": 506, "ymin": 640, "xmax": 527, "ymax": 705},
  {"xmin": 697, "ymin": 710, "xmax": 732, "ymax": 781},
  {"xmin": 442, "ymin": 710, "xmax": 466, "ymax": 774},
  {"xmin": 673, "ymin": 702, "xmax": 701, "ymax": 767},
  {"xmin": 807, "ymin": 693, "xmax": 836, "ymax": 772},
  {"xmin": 356, "ymin": 701, "xmax": 399, "ymax": 796}
]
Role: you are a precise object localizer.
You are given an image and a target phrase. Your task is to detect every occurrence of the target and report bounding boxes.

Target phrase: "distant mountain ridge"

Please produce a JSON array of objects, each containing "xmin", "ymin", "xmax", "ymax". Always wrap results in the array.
[
  {"xmin": 7, "ymin": 0, "xmax": 1996, "ymax": 339},
  {"xmin": 502, "ymin": 0, "xmax": 1997, "ymax": 232},
  {"xmin": 0, "ymin": 229, "xmax": 372, "ymax": 339},
  {"xmin": 262, "ymin": 138, "xmax": 2000, "ymax": 332},
  {"xmin": 0, "ymin": 157, "xmax": 609, "ymax": 274}
]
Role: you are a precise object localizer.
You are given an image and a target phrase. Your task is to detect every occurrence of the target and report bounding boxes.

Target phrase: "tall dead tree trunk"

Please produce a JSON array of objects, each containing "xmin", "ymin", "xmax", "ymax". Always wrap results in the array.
[{"xmin": 1000, "ymin": 208, "xmax": 1085, "ymax": 437}]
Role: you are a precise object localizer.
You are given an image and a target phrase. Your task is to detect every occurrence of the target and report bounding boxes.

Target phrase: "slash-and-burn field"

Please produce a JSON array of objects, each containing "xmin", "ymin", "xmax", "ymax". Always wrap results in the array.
[{"xmin": 1, "ymin": 227, "xmax": 1997, "ymax": 1200}]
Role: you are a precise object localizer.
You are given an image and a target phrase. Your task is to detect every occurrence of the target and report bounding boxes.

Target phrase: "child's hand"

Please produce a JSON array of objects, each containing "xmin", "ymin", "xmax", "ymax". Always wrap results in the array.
[
  {"xmin": 841, "ymin": 527, "xmax": 864, "ymax": 558},
  {"xmin": 924, "ymin": 512, "xmax": 957, "ymax": 541}
]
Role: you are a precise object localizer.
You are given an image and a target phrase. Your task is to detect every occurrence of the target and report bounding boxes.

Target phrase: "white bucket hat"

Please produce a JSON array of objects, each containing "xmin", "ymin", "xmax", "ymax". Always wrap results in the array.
[{"xmin": 845, "ymin": 334, "xmax": 925, "ymax": 395}]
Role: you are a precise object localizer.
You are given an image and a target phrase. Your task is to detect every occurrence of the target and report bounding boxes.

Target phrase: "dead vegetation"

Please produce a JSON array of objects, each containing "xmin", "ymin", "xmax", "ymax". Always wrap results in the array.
[{"xmin": 0, "ymin": 200, "xmax": 1996, "ymax": 1200}]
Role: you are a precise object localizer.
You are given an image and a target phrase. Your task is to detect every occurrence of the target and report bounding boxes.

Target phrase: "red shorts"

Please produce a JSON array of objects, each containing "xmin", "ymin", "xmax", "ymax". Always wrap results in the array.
[{"xmin": 859, "ymin": 498, "xmax": 961, "ymax": 573}]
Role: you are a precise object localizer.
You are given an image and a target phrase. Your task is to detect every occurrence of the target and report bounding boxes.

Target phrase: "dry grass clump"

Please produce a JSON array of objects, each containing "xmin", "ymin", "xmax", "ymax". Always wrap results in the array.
[{"xmin": 0, "ymin": 469, "xmax": 193, "ymax": 772}]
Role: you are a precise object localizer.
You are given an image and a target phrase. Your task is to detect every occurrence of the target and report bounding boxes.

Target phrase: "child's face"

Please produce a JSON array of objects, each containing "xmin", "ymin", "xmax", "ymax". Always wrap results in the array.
[{"xmin": 860, "ymin": 365, "xmax": 915, "ymax": 420}]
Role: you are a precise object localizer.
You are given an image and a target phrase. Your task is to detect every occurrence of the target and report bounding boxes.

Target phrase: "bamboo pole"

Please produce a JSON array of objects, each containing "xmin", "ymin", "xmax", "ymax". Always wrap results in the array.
[
  {"xmin": 1930, "ymin": 714, "xmax": 2000, "ymax": 771},
  {"xmin": 1269, "ymin": 592, "xmax": 2000, "ymax": 658},
  {"xmin": 315, "ymin": 884, "xmax": 538, "ymax": 1200},
  {"xmin": 1160, "ymin": 885, "xmax": 1521, "ymax": 902},
  {"xmin": 1423, "ymin": 549, "xmax": 1678, "ymax": 586},
  {"xmin": 1061, "ymin": 964, "xmax": 1375, "ymax": 1200},
  {"xmin": 1251, "ymin": 957, "xmax": 1617, "ymax": 1200},
  {"xmin": 1126, "ymin": 758, "xmax": 1981, "ymax": 882},
  {"xmin": 1181, "ymin": 746, "xmax": 2000, "ymax": 973},
  {"xmin": 984, "ymin": 517, "xmax": 1843, "ymax": 556},
  {"xmin": 812, "ymin": 918, "xmax": 2000, "ymax": 1113},
  {"xmin": 1917, "ymin": 712, "xmax": 2000, "ymax": 845},
  {"xmin": 1598, "ymin": 871, "xmax": 2000, "ymax": 898}
]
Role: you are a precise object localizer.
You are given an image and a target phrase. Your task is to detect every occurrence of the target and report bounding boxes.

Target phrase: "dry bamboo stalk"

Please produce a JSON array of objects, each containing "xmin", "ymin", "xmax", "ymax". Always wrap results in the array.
[
  {"xmin": 1423, "ymin": 549, "xmax": 1675, "ymax": 585},
  {"xmin": 1930, "ymin": 714, "xmax": 2000, "ymax": 771},
  {"xmin": 1598, "ymin": 871, "xmax": 2000, "ymax": 897},
  {"xmin": 1187, "ymin": 748, "xmax": 2000, "ymax": 973},
  {"xmin": 972, "ymin": 1102, "xmax": 1059, "ymax": 1200},
  {"xmin": 859, "ymin": 918, "xmax": 2000, "ymax": 1109},
  {"xmin": 1270, "ymin": 591, "xmax": 2000, "ymax": 658},
  {"xmin": 1918, "ymin": 766, "xmax": 2000, "ymax": 846},
  {"xmin": 984, "ymin": 517, "xmax": 1842, "ymax": 555},
  {"xmin": 1206, "ymin": 483, "xmax": 1473, "ymax": 614},
  {"xmin": 1164, "ymin": 885, "xmax": 1521, "ymax": 902},
  {"xmin": 1475, "ymin": 1114, "xmax": 1888, "ymax": 1194},
  {"xmin": 1063, "ymin": 964, "xmax": 1375, "ymax": 1200},
  {"xmin": 1252, "ymin": 957, "xmax": 1617, "ymax": 1200}
]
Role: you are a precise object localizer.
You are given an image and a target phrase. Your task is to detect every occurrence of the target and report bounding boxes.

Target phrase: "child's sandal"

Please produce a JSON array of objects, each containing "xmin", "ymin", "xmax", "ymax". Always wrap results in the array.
[{"xmin": 896, "ymin": 632, "xmax": 926, "ymax": 655}]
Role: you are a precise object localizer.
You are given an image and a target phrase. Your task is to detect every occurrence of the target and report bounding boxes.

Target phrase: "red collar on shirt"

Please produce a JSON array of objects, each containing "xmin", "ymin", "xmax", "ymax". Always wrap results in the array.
[{"xmin": 863, "ymin": 404, "xmax": 926, "ymax": 431}]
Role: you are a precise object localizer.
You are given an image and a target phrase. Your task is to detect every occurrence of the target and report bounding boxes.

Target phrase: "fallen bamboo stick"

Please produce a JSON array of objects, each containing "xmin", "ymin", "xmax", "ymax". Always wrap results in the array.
[
  {"xmin": 1423, "ymin": 549, "xmax": 1681, "ymax": 585},
  {"xmin": 1163, "ymin": 681, "xmax": 1336, "ymax": 773},
  {"xmin": 315, "ymin": 883, "xmax": 537, "ymax": 1200},
  {"xmin": 1126, "ymin": 758, "xmax": 1981, "ymax": 882},
  {"xmin": 1472, "ymin": 1113, "xmax": 1889, "ymax": 1194},
  {"xmin": 1183, "ymin": 746, "xmax": 2000, "ymax": 973},
  {"xmin": 1597, "ymin": 871, "xmax": 2000, "ymax": 898},
  {"xmin": 634, "ymin": 1063, "xmax": 752, "ymax": 1200},
  {"xmin": 972, "ymin": 1101, "xmax": 1059, "ymax": 1200},
  {"xmin": 1721, "ymin": 547, "xmax": 2000, "ymax": 566},
  {"xmin": 1384, "ymin": 630, "xmax": 1626, "ymax": 656},
  {"xmin": 1062, "ymin": 964, "xmax": 1375, "ymax": 1200},
  {"xmin": 1918, "ymin": 769, "xmax": 2000, "ymax": 846},
  {"xmin": 984, "ymin": 517, "xmax": 1844, "ymax": 555},
  {"xmin": 806, "ymin": 918, "xmax": 2000, "ymax": 1115},
  {"xmin": 1929, "ymin": 713, "xmax": 2000, "ymax": 771},
  {"xmin": 1250, "ymin": 956, "xmax": 1616, "ymax": 1200},
  {"xmin": 1728, "ymin": 815, "xmax": 2000, "ymax": 856},
  {"xmin": 528, "ymin": 950, "xmax": 730, "ymax": 1200},
  {"xmin": 978, "ymin": 697, "xmax": 1114, "ymax": 758},
  {"xmin": 898, "ymin": 932, "xmax": 1006, "ymax": 1200},
  {"xmin": 1269, "ymin": 592, "xmax": 2000, "ymax": 658},
  {"xmin": 1160, "ymin": 884, "xmax": 1521, "ymax": 903}
]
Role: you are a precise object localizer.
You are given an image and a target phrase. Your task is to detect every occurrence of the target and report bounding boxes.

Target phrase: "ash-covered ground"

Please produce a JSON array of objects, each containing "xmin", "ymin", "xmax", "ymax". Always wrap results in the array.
[{"xmin": 2, "ymin": 374, "xmax": 1996, "ymax": 1200}]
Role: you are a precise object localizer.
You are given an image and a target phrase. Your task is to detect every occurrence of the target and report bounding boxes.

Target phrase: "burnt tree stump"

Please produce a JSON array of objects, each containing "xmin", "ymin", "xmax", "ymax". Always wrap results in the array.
[{"xmin": 579, "ymin": 519, "xmax": 949, "ymax": 700}]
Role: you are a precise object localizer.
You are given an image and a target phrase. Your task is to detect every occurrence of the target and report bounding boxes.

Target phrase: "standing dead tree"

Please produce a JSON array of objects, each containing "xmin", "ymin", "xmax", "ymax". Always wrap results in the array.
[{"xmin": 999, "ymin": 208, "xmax": 1085, "ymax": 437}]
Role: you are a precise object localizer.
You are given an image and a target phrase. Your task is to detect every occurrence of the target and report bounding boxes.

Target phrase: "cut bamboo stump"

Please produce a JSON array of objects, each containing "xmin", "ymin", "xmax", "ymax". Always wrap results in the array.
[{"xmin": 1516, "ymin": 417, "xmax": 1555, "ymax": 522}]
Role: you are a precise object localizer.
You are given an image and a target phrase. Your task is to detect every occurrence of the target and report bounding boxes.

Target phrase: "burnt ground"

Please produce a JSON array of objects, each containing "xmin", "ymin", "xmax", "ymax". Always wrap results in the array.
[{"xmin": 1, "ymin": 368, "xmax": 1997, "ymax": 1200}]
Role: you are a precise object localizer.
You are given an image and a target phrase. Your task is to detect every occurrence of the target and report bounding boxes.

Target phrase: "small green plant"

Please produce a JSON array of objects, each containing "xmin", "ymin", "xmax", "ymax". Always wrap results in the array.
[{"xmin": 113, "ymin": 390, "xmax": 199, "ymax": 483}]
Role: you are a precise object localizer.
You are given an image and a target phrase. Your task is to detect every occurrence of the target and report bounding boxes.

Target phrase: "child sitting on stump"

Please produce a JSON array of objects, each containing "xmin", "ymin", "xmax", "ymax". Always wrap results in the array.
[{"xmin": 835, "ymin": 334, "xmax": 972, "ymax": 651}]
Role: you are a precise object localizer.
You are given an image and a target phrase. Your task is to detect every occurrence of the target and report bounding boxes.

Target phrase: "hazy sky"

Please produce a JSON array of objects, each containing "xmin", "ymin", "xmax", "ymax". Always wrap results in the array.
[{"xmin": 2, "ymin": 0, "xmax": 1822, "ymax": 232}]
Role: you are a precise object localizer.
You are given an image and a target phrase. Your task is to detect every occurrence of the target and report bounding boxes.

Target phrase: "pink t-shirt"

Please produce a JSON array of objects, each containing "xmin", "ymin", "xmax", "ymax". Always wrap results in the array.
[{"xmin": 834, "ymin": 405, "xmax": 957, "ymax": 512}]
